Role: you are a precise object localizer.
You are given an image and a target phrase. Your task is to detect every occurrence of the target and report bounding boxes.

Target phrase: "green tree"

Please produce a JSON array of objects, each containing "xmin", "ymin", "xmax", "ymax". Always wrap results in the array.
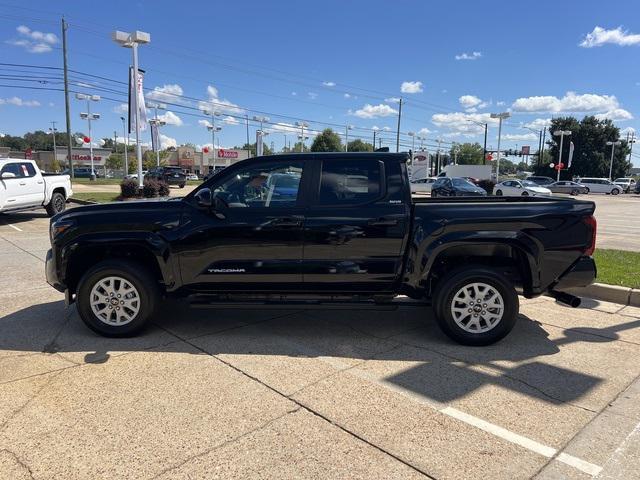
[
  {"xmin": 347, "ymin": 139, "xmax": 373, "ymax": 152},
  {"xmin": 534, "ymin": 116, "xmax": 631, "ymax": 179},
  {"xmin": 499, "ymin": 159, "xmax": 518, "ymax": 175},
  {"xmin": 282, "ymin": 142, "xmax": 309, "ymax": 153},
  {"xmin": 50, "ymin": 158, "xmax": 62, "ymax": 173},
  {"xmin": 234, "ymin": 142, "xmax": 274, "ymax": 156},
  {"xmin": 142, "ymin": 150, "xmax": 170, "ymax": 170},
  {"xmin": 106, "ymin": 153, "xmax": 124, "ymax": 170},
  {"xmin": 310, "ymin": 128, "xmax": 342, "ymax": 152},
  {"xmin": 450, "ymin": 142, "xmax": 484, "ymax": 165}
]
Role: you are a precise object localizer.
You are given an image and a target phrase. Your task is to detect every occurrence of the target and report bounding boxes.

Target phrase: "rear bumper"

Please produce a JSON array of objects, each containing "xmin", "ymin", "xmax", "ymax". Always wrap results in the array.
[
  {"xmin": 45, "ymin": 248, "xmax": 66, "ymax": 292},
  {"xmin": 553, "ymin": 256, "xmax": 597, "ymax": 290}
]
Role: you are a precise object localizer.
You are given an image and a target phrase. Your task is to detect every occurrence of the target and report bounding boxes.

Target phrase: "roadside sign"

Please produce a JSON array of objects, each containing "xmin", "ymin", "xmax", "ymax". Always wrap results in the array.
[
  {"xmin": 522, "ymin": 146, "xmax": 530, "ymax": 155},
  {"xmin": 486, "ymin": 153, "xmax": 493, "ymax": 161}
]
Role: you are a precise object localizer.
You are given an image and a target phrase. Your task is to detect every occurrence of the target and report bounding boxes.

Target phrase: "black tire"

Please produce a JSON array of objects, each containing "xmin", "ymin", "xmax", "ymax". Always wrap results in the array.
[
  {"xmin": 611, "ymin": 188, "xmax": 620, "ymax": 195},
  {"xmin": 76, "ymin": 260, "xmax": 161, "ymax": 337},
  {"xmin": 432, "ymin": 266, "xmax": 519, "ymax": 346},
  {"xmin": 495, "ymin": 189, "xmax": 503, "ymax": 196},
  {"xmin": 46, "ymin": 191, "xmax": 66, "ymax": 216},
  {"xmin": 570, "ymin": 189, "xmax": 579, "ymax": 196},
  {"xmin": 179, "ymin": 184, "xmax": 185, "ymax": 189},
  {"xmin": 584, "ymin": 187, "xmax": 590, "ymax": 194},
  {"xmin": 521, "ymin": 191, "xmax": 529, "ymax": 196}
]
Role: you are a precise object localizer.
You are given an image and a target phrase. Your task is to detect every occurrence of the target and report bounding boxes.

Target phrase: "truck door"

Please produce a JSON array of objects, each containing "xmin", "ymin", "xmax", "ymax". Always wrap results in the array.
[
  {"xmin": 175, "ymin": 159, "xmax": 308, "ymax": 291},
  {"xmin": 0, "ymin": 162, "xmax": 41, "ymax": 210},
  {"xmin": 302, "ymin": 158, "xmax": 409, "ymax": 292}
]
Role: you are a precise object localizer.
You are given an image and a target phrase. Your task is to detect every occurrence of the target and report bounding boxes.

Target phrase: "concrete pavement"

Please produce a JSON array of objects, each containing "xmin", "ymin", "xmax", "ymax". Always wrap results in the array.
[{"xmin": 1, "ymin": 209, "xmax": 639, "ymax": 479}]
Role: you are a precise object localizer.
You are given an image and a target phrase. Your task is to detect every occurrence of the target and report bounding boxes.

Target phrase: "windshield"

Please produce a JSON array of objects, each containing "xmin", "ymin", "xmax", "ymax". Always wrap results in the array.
[
  {"xmin": 522, "ymin": 180, "xmax": 539, "ymax": 187},
  {"xmin": 614, "ymin": 178, "xmax": 628, "ymax": 182},
  {"xmin": 452, "ymin": 178, "xmax": 474, "ymax": 188}
]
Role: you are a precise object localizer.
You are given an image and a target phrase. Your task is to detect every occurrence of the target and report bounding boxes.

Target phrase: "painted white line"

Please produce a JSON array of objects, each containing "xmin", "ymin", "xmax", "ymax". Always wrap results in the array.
[
  {"xmin": 6, "ymin": 223, "xmax": 22, "ymax": 232},
  {"xmin": 283, "ymin": 338, "xmax": 603, "ymax": 477}
]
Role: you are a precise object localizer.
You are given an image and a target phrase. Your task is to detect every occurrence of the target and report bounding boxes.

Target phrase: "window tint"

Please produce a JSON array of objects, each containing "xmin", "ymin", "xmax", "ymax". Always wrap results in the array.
[
  {"xmin": 22, "ymin": 163, "xmax": 36, "ymax": 177},
  {"xmin": 1, "ymin": 163, "xmax": 22, "ymax": 177},
  {"xmin": 213, "ymin": 162, "xmax": 303, "ymax": 208},
  {"xmin": 318, "ymin": 159, "xmax": 381, "ymax": 205},
  {"xmin": 433, "ymin": 178, "xmax": 445, "ymax": 187}
]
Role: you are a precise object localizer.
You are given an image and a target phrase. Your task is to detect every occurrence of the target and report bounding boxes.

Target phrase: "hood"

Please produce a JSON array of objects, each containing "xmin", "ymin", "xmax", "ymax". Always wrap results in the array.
[{"xmin": 528, "ymin": 186, "xmax": 551, "ymax": 194}]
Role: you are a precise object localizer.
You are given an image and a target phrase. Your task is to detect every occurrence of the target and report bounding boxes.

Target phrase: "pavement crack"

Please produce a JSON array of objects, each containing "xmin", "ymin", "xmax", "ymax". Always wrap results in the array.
[
  {"xmin": 1, "ymin": 448, "xmax": 35, "ymax": 479},
  {"xmin": 0, "ymin": 234, "xmax": 45, "ymax": 264}
]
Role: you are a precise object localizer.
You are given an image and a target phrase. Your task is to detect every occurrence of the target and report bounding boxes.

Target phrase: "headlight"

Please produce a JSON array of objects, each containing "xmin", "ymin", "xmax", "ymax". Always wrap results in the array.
[{"xmin": 50, "ymin": 219, "xmax": 74, "ymax": 241}]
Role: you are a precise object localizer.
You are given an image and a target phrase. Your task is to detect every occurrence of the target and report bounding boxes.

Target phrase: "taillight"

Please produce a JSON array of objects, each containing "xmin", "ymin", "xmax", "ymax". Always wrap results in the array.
[{"xmin": 583, "ymin": 215, "xmax": 597, "ymax": 256}]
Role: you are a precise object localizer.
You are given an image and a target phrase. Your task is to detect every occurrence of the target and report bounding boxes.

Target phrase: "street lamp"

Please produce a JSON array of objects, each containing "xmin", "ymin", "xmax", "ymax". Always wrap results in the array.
[
  {"xmin": 345, "ymin": 124, "xmax": 353, "ymax": 152},
  {"xmin": 606, "ymin": 140, "xmax": 622, "ymax": 181},
  {"xmin": 295, "ymin": 121, "xmax": 308, "ymax": 152},
  {"xmin": 75, "ymin": 93, "xmax": 100, "ymax": 180},
  {"xmin": 490, "ymin": 112, "xmax": 511, "ymax": 180},
  {"xmin": 552, "ymin": 130, "xmax": 572, "ymax": 181},
  {"xmin": 256, "ymin": 129, "xmax": 269, "ymax": 156},
  {"xmin": 120, "ymin": 116, "xmax": 129, "ymax": 177},
  {"xmin": 207, "ymin": 124, "xmax": 222, "ymax": 167},
  {"xmin": 112, "ymin": 29, "xmax": 151, "ymax": 189},
  {"xmin": 467, "ymin": 119, "xmax": 489, "ymax": 164}
]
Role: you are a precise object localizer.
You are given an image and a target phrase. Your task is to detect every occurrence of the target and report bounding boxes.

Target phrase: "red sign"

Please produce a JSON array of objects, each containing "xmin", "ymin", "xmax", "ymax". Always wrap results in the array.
[
  {"xmin": 486, "ymin": 153, "xmax": 493, "ymax": 161},
  {"xmin": 218, "ymin": 149, "xmax": 238, "ymax": 159},
  {"xmin": 555, "ymin": 163, "xmax": 564, "ymax": 171},
  {"xmin": 69, "ymin": 154, "xmax": 103, "ymax": 161},
  {"xmin": 203, "ymin": 147, "xmax": 209, "ymax": 154}
]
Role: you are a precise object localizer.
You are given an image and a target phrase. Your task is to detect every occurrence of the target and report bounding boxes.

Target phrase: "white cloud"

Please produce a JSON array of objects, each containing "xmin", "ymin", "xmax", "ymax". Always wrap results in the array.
[
  {"xmin": 524, "ymin": 118, "xmax": 551, "ymax": 130},
  {"xmin": 431, "ymin": 112, "xmax": 497, "ymax": 136},
  {"xmin": 400, "ymin": 81, "xmax": 423, "ymax": 94},
  {"xmin": 496, "ymin": 101, "xmax": 506, "ymax": 106},
  {"xmin": 308, "ymin": 92, "xmax": 318, "ymax": 100},
  {"xmin": 198, "ymin": 84, "xmax": 244, "ymax": 115},
  {"xmin": 595, "ymin": 108, "xmax": 634, "ymax": 121},
  {"xmin": 459, "ymin": 95, "xmax": 482, "ymax": 108},
  {"xmin": 157, "ymin": 111, "xmax": 183, "ymax": 126},
  {"xmin": 511, "ymin": 91, "xmax": 621, "ymax": 113},
  {"xmin": 620, "ymin": 127, "xmax": 636, "ymax": 137},
  {"xmin": 343, "ymin": 93, "xmax": 351, "ymax": 99},
  {"xmin": 350, "ymin": 103, "xmax": 398, "ymax": 119},
  {"xmin": 159, "ymin": 134, "xmax": 177, "ymax": 149},
  {"xmin": 7, "ymin": 25, "xmax": 58, "ymax": 53},
  {"xmin": 223, "ymin": 115, "xmax": 239, "ymax": 126},
  {"xmin": 112, "ymin": 103, "xmax": 128, "ymax": 114},
  {"xmin": 382, "ymin": 126, "xmax": 392, "ymax": 132},
  {"xmin": 198, "ymin": 119, "xmax": 211, "ymax": 128},
  {"xmin": 580, "ymin": 26, "xmax": 640, "ymax": 48},
  {"xmin": 322, "ymin": 81, "xmax": 336, "ymax": 87},
  {"xmin": 266, "ymin": 122, "xmax": 321, "ymax": 137},
  {"xmin": 502, "ymin": 133, "xmax": 538, "ymax": 142},
  {"xmin": 0, "ymin": 96, "xmax": 40, "ymax": 107},
  {"xmin": 418, "ymin": 127, "xmax": 432, "ymax": 136},
  {"xmin": 455, "ymin": 51, "xmax": 482, "ymax": 61},
  {"xmin": 146, "ymin": 84, "xmax": 184, "ymax": 104},
  {"xmin": 291, "ymin": 91, "xmax": 297, "ymax": 96},
  {"xmin": 385, "ymin": 97, "xmax": 401, "ymax": 104}
]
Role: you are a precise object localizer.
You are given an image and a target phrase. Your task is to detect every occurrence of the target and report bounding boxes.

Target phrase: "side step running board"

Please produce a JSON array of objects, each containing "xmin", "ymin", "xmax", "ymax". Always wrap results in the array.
[{"xmin": 188, "ymin": 295, "xmax": 429, "ymax": 310}]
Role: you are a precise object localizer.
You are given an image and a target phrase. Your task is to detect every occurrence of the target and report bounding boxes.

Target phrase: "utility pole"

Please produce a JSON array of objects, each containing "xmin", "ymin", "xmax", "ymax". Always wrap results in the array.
[
  {"xmin": 540, "ymin": 128, "xmax": 546, "ymax": 167},
  {"xmin": 49, "ymin": 121, "xmax": 57, "ymax": 155},
  {"xmin": 372, "ymin": 129, "xmax": 377, "ymax": 150},
  {"xmin": 482, "ymin": 123, "xmax": 488, "ymax": 164},
  {"xmin": 395, "ymin": 97, "xmax": 402, "ymax": 152},
  {"xmin": 245, "ymin": 114, "xmax": 250, "ymax": 158},
  {"xmin": 61, "ymin": 18, "xmax": 73, "ymax": 179},
  {"xmin": 627, "ymin": 131, "xmax": 636, "ymax": 171}
]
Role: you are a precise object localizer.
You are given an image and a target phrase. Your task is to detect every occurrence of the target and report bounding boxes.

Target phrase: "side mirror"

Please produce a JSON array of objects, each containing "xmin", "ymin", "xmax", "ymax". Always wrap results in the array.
[
  {"xmin": 1, "ymin": 172, "xmax": 16, "ymax": 179},
  {"xmin": 194, "ymin": 188, "xmax": 212, "ymax": 208}
]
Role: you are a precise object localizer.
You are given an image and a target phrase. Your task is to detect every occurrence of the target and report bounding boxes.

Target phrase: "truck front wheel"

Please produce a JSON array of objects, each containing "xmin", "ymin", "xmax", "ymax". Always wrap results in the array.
[
  {"xmin": 76, "ymin": 260, "xmax": 160, "ymax": 337},
  {"xmin": 432, "ymin": 266, "xmax": 518, "ymax": 346}
]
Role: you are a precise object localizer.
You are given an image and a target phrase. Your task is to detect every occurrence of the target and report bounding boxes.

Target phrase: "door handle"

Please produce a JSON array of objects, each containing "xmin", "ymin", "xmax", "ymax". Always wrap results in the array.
[
  {"xmin": 270, "ymin": 216, "xmax": 303, "ymax": 227},
  {"xmin": 368, "ymin": 217, "xmax": 399, "ymax": 227},
  {"xmin": 19, "ymin": 182, "xmax": 26, "ymax": 186}
]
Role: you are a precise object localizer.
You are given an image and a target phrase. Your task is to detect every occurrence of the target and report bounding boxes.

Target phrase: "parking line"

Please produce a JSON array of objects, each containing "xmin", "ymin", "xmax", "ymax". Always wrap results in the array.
[
  {"xmin": 5, "ymin": 223, "xmax": 22, "ymax": 232},
  {"xmin": 285, "ymin": 339, "xmax": 604, "ymax": 477}
]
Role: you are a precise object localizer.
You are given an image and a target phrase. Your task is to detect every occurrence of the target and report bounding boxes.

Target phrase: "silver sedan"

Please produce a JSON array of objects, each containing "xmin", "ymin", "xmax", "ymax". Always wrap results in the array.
[{"xmin": 547, "ymin": 181, "xmax": 589, "ymax": 195}]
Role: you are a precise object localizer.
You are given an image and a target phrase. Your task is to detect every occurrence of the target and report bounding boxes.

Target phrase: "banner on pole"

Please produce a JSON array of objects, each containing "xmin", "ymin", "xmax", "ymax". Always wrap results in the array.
[
  {"xmin": 568, "ymin": 141, "xmax": 574, "ymax": 168},
  {"xmin": 150, "ymin": 122, "xmax": 159, "ymax": 152},
  {"xmin": 128, "ymin": 67, "xmax": 148, "ymax": 133}
]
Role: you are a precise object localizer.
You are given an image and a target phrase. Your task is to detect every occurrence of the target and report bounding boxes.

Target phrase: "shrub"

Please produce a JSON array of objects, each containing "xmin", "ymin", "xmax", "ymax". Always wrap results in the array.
[
  {"xmin": 142, "ymin": 178, "xmax": 160, "ymax": 198},
  {"xmin": 157, "ymin": 181, "xmax": 170, "ymax": 197},
  {"xmin": 120, "ymin": 178, "xmax": 139, "ymax": 198},
  {"xmin": 477, "ymin": 179, "xmax": 495, "ymax": 195}
]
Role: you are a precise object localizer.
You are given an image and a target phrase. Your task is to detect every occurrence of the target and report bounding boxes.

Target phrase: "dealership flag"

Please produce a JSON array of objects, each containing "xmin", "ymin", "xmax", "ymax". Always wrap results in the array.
[
  {"xmin": 150, "ymin": 122, "xmax": 159, "ymax": 152},
  {"xmin": 128, "ymin": 67, "xmax": 148, "ymax": 133},
  {"xmin": 567, "ymin": 141, "xmax": 574, "ymax": 168}
]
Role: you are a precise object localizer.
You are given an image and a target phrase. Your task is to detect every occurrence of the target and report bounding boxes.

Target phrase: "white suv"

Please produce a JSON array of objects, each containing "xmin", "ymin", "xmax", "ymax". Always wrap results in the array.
[
  {"xmin": 576, "ymin": 178, "xmax": 623, "ymax": 195},
  {"xmin": 613, "ymin": 178, "xmax": 636, "ymax": 193}
]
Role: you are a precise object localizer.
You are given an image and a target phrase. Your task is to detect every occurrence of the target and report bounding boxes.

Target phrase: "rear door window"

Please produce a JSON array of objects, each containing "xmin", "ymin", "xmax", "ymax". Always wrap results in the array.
[{"xmin": 317, "ymin": 159, "xmax": 382, "ymax": 206}]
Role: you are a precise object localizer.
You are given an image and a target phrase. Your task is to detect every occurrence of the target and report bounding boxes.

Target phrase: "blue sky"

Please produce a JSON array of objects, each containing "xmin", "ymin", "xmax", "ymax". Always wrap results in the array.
[{"xmin": 0, "ymin": 0, "xmax": 639, "ymax": 165}]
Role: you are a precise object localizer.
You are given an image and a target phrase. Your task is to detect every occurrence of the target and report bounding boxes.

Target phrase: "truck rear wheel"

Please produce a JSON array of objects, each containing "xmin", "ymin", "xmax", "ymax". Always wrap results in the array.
[
  {"xmin": 432, "ymin": 266, "xmax": 518, "ymax": 346},
  {"xmin": 76, "ymin": 260, "xmax": 160, "ymax": 337},
  {"xmin": 46, "ymin": 192, "xmax": 66, "ymax": 216}
]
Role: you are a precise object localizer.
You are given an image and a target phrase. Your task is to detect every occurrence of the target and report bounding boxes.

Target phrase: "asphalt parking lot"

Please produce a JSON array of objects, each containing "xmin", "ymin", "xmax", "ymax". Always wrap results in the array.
[{"xmin": 1, "ymin": 206, "xmax": 639, "ymax": 479}]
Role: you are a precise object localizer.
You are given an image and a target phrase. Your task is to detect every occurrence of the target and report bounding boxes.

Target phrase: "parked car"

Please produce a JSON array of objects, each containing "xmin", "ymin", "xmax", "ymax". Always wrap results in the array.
[
  {"xmin": 576, "ymin": 178, "xmax": 623, "ymax": 195},
  {"xmin": 613, "ymin": 178, "xmax": 636, "ymax": 193},
  {"xmin": 493, "ymin": 179, "xmax": 552, "ymax": 197},
  {"xmin": 635, "ymin": 180, "xmax": 640, "ymax": 194},
  {"xmin": 186, "ymin": 174, "xmax": 199, "ymax": 181},
  {"xmin": 46, "ymin": 152, "xmax": 597, "ymax": 346},
  {"xmin": 527, "ymin": 176, "xmax": 555, "ymax": 186},
  {"xmin": 431, "ymin": 177, "xmax": 487, "ymax": 197},
  {"xmin": 547, "ymin": 181, "xmax": 589, "ymax": 196},
  {"xmin": 125, "ymin": 170, "xmax": 148, "ymax": 180},
  {"xmin": 1, "ymin": 158, "xmax": 72, "ymax": 216},
  {"xmin": 145, "ymin": 166, "xmax": 186, "ymax": 188},
  {"xmin": 410, "ymin": 177, "xmax": 437, "ymax": 194},
  {"xmin": 62, "ymin": 167, "xmax": 101, "ymax": 179}
]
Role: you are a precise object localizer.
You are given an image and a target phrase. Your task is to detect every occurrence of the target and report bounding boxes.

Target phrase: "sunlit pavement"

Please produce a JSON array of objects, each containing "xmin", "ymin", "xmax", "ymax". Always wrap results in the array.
[{"xmin": 1, "ymin": 210, "xmax": 639, "ymax": 479}]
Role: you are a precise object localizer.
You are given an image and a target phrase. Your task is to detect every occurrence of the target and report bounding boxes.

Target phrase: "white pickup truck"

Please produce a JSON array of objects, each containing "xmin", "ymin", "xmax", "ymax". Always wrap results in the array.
[{"xmin": 0, "ymin": 158, "xmax": 72, "ymax": 216}]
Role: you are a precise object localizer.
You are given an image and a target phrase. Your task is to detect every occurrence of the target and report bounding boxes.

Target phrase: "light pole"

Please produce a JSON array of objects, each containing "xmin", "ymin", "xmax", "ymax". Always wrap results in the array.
[
  {"xmin": 256, "ymin": 129, "xmax": 269, "ymax": 156},
  {"xmin": 606, "ymin": 140, "xmax": 622, "ymax": 181},
  {"xmin": 552, "ymin": 130, "xmax": 572, "ymax": 181},
  {"xmin": 372, "ymin": 127, "xmax": 379, "ymax": 150},
  {"xmin": 295, "ymin": 121, "xmax": 308, "ymax": 152},
  {"xmin": 76, "ymin": 93, "xmax": 100, "ymax": 180},
  {"xmin": 490, "ymin": 112, "xmax": 511, "ymax": 180},
  {"xmin": 112, "ymin": 30, "xmax": 151, "ymax": 189},
  {"xmin": 49, "ymin": 121, "xmax": 58, "ymax": 168},
  {"xmin": 345, "ymin": 125, "xmax": 353, "ymax": 151},
  {"xmin": 208, "ymin": 125, "xmax": 222, "ymax": 166}
]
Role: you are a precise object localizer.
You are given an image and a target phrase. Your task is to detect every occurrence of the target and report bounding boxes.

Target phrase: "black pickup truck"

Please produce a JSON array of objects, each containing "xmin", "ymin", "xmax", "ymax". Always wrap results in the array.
[{"xmin": 46, "ymin": 152, "xmax": 597, "ymax": 345}]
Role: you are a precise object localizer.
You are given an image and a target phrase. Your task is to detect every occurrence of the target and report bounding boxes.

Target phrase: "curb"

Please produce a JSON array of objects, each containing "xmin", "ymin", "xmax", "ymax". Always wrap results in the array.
[
  {"xmin": 563, "ymin": 283, "xmax": 640, "ymax": 307},
  {"xmin": 68, "ymin": 198, "xmax": 98, "ymax": 206}
]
